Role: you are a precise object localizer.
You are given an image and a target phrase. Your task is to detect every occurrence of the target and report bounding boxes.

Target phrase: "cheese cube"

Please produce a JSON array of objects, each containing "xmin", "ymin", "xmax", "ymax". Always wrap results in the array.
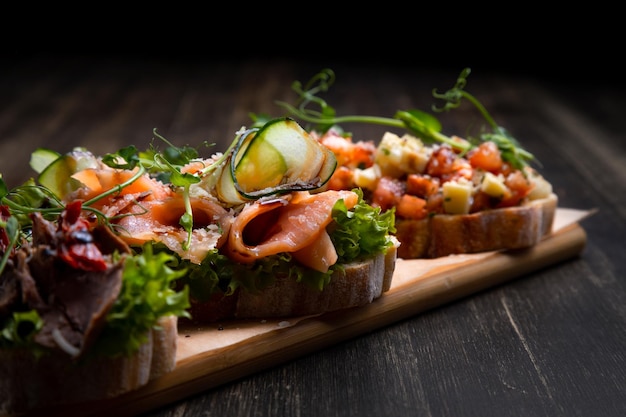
[
  {"xmin": 480, "ymin": 172, "xmax": 509, "ymax": 198},
  {"xmin": 442, "ymin": 179, "xmax": 473, "ymax": 214},
  {"xmin": 526, "ymin": 169, "xmax": 553, "ymax": 200},
  {"xmin": 353, "ymin": 165, "xmax": 380, "ymax": 191},
  {"xmin": 375, "ymin": 132, "xmax": 430, "ymax": 177}
]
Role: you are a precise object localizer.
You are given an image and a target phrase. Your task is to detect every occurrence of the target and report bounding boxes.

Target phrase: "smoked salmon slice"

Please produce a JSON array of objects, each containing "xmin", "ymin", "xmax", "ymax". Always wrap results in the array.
[
  {"xmin": 224, "ymin": 190, "xmax": 358, "ymax": 272},
  {"xmin": 114, "ymin": 196, "xmax": 232, "ymax": 264},
  {"xmin": 67, "ymin": 163, "xmax": 358, "ymax": 270},
  {"xmin": 68, "ymin": 164, "xmax": 233, "ymax": 264},
  {"xmin": 71, "ymin": 167, "xmax": 172, "ymax": 206}
]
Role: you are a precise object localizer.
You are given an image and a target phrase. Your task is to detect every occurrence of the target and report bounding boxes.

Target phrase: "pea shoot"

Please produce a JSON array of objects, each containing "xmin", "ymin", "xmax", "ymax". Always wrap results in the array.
[{"xmin": 253, "ymin": 67, "xmax": 536, "ymax": 171}]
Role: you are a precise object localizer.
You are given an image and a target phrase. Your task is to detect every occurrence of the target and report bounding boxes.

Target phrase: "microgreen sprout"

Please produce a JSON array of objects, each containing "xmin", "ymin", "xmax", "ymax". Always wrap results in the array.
[
  {"xmin": 259, "ymin": 67, "xmax": 536, "ymax": 171},
  {"xmin": 431, "ymin": 68, "xmax": 536, "ymax": 170}
]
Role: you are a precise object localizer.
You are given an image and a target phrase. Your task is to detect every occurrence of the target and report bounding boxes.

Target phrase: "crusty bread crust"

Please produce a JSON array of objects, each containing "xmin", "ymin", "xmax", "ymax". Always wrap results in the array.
[
  {"xmin": 395, "ymin": 193, "xmax": 558, "ymax": 259},
  {"xmin": 149, "ymin": 315, "xmax": 178, "ymax": 380},
  {"xmin": 186, "ymin": 244, "xmax": 398, "ymax": 322},
  {"xmin": 0, "ymin": 315, "xmax": 178, "ymax": 415},
  {"xmin": 236, "ymin": 244, "xmax": 397, "ymax": 318}
]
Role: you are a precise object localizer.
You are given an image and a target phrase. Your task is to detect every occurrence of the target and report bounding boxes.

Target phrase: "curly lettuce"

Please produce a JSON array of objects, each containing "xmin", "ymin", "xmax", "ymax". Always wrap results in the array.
[
  {"xmin": 330, "ymin": 188, "xmax": 396, "ymax": 262},
  {"xmin": 82, "ymin": 243, "xmax": 190, "ymax": 358}
]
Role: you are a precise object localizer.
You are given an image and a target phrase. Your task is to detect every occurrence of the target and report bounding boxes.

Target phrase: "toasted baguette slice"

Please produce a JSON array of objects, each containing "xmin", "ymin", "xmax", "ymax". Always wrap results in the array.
[
  {"xmin": 395, "ymin": 193, "xmax": 558, "ymax": 259},
  {"xmin": 187, "ymin": 244, "xmax": 398, "ymax": 322},
  {"xmin": 0, "ymin": 315, "xmax": 178, "ymax": 415}
]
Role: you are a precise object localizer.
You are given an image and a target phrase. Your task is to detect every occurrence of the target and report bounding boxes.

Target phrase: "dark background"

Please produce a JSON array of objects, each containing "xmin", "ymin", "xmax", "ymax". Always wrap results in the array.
[{"xmin": 3, "ymin": 7, "xmax": 621, "ymax": 88}]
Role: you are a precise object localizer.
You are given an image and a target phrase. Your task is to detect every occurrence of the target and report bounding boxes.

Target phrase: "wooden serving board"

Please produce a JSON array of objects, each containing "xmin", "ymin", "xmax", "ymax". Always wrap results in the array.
[{"xmin": 23, "ymin": 208, "xmax": 591, "ymax": 417}]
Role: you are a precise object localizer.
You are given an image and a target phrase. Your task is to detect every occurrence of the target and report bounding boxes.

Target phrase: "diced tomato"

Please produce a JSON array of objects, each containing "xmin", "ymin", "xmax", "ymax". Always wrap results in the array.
[
  {"xmin": 450, "ymin": 158, "xmax": 473, "ymax": 182},
  {"xmin": 498, "ymin": 162, "xmax": 515, "ymax": 177},
  {"xmin": 468, "ymin": 141, "xmax": 503, "ymax": 173},
  {"xmin": 326, "ymin": 166, "xmax": 355, "ymax": 191},
  {"xmin": 406, "ymin": 174, "xmax": 439, "ymax": 198},
  {"xmin": 425, "ymin": 192, "xmax": 445, "ymax": 214},
  {"xmin": 350, "ymin": 141, "xmax": 376, "ymax": 169},
  {"xmin": 319, "ymin": 132, "xmax": 354, "ymax": 166},
  {"xmin": 425, "ymin": 146, "xmax": 457, "ymax": 179},
  {"xmin": 470, "ymin": 191, "xmax": 496, "ymax": 212},
  {"xmin": 319, "ymin": 131, "xmax": 376, "ymax": 170},
  {"xmin": 396, "ymin": 194, "xmax": 428, "ymax": 220},
  {"xmin": 497, "ymin": 170, "xmax": 534, "ymax": 207},
  {"xmin": 426, "ymin": 146, "xmax": 474, "ymax": 183},
  {"xmin": 371, "ymin": 176, "xmax": 404, "ymax": 211}
]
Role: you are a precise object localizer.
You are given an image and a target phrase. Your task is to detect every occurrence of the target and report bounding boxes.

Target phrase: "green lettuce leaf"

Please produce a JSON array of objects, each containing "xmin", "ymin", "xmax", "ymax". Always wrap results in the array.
[
  {"xmin": 92, "ymin": 243, "xmax": 190, "ymax": 358},
  {"xmin": 330, "ymin": 189, "xmax": 396, "ymax": 262}
]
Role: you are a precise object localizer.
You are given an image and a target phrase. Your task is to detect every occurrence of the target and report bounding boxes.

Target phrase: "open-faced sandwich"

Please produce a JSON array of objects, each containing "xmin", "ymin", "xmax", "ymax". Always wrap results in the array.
[
  {"xmin": 0, "ymin": 201, "xmax": 189, "ymax": 413},
  {"xmin": 0, "ymin": 116, "xmax": 397, "ymax": 414},
  {"xmin": 254, "ymin": 67, "xmax": 557, "ymax": 259}
]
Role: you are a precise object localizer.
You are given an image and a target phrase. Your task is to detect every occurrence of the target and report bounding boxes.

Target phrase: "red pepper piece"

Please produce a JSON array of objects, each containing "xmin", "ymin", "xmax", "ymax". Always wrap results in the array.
[{"xmin": 56, "ymin": 201, "xmax": 108, "ymax": 271}]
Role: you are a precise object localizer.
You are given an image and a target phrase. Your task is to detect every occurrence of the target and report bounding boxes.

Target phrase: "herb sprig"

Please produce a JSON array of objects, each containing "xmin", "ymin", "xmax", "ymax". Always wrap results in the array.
[{"xmin": 255, "ymin": 67, "xmax": 535, "ymax": 171}]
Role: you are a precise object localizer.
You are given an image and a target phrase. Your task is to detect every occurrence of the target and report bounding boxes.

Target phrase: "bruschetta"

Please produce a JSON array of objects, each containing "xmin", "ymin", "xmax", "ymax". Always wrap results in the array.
[
  {"xmin": 256, "ymin": 67, "xmax": 557, "ymax": 259},
  {"xmin": 317, "ymin": 129, "xmax": 556, "ymax": 258}
]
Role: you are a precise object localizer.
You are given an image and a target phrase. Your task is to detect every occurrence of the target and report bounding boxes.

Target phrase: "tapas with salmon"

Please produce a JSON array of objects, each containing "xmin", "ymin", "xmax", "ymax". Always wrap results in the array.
[{"xmin": 0, "ymin": 116, "xmax": 397, "ymax": 414}]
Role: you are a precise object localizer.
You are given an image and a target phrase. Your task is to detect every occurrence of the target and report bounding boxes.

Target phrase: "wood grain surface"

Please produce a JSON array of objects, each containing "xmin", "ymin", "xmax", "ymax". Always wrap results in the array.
[{"xmin": 1, "ymin": 54, "xmax": 625, "ymax": 417}]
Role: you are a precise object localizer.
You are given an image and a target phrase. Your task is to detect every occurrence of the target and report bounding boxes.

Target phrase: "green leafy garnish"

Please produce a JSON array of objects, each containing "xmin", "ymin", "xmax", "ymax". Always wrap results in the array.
[
  {"xmin": 330, "ymin": 188, "xmax": 396, "ymax": 262},
  {"xmin": 430, "ymin": 68, "xmax": 535, "ymax": 170},
  {"xmin": 254, "ymin": 67, "xmax": 536, "ymax": 171},
  {"xmin": 92, "ymin": 243, "xmax": 190, "ymax": 357}
]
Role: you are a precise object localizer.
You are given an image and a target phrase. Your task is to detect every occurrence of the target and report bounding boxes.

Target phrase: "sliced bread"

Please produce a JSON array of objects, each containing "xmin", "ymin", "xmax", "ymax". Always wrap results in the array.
[
  {"xmin": 0, "ymin": 315, "xmax": 178, "ymax": 415},
  {"xmin": 186, "ymin": 244, "xmax": 398, "ymax": 322},
  {"xmin": 395, "ymin": 193, "xmax": 558, "ymax": 259}
]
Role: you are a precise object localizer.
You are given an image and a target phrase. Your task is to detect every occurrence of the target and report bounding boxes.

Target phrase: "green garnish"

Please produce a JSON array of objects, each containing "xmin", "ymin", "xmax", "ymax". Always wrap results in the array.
[
  {"xmin": 85, "ymin": 243, "xmax": 190, "ymax": 358},
  {"xmin": 331, "ymin": 188, "xmax": 396, "ymax": 262},
  {"xmin": 430, "ymin": 68, "xmax": 535, "ymax": 170},
  {"xmin": 253, "ymin": 67, "xmax": 536, "ymax": 171}
]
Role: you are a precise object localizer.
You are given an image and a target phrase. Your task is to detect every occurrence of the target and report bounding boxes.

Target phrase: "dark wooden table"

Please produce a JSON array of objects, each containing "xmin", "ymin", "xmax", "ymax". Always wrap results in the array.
[{"xmin": 1, "ymin": 54, "xmax": 625, "ymax": 417}]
